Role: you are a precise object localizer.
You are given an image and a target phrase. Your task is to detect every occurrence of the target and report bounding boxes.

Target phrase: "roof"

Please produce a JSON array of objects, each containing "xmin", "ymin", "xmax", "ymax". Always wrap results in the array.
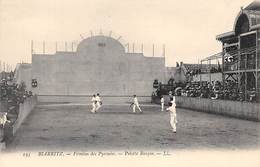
[
  {"xmin": 201, "ymin": 52, "xmax": 223, "ymax": 61},
  {"xmin": 216, "ymin": 1, "xmax": 260, "ymax": 41},
  {"xmin": 216, "ymin": 31, "xmax": 235, "ymax": 40},
  {"xmin": 77, "ymin": 35, "xmax": 125, "ymax": 53},
  {"xmin": 245, "ymin": 1, "xmax": 260, "ymax": 10}
]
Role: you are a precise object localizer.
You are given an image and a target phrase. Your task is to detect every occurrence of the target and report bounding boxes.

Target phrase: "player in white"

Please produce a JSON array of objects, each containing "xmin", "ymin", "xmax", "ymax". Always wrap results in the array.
[
  {"xmin": 132, "ymin": 95, "xmax": 142, "ymax": 113},
  {"xmin": 166, "ymin": 96, "xmax": 177, "ymax": 133},
  {"xmin": 91, "ymin": 94, "xmax": 97, "ymax": 113},
  {"xmin": 160, "ymin": 95, "xmax": 165, "ymax": 111},
  {"xmin": 95, "ymin": 93, "xmax": 102, "ymax": 112}
]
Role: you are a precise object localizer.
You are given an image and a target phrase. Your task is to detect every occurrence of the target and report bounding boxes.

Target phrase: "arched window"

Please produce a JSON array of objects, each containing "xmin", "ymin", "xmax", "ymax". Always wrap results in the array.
[{"xmin": 235, "ymin": 14, "xmax": 250, "ymax": 35}]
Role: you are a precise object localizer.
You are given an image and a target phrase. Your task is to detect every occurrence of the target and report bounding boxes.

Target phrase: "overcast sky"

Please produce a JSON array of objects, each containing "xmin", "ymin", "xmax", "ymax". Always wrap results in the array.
[{"xmin": 0, "ymin": 0, "xmax": 254, "ymax": 68}]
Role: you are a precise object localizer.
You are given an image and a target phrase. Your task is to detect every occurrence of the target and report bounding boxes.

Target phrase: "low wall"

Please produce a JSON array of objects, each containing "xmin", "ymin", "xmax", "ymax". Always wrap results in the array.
[
  {"xmin": 0, "ymin": 101, "xmax": 8, "ymax": 113},
  {"xmin": 12, "ymin": 96, "xmax": 37, "ymax": 134},
  {"xmin": 175, "ymin": 96, "xmax": 260, "ymax": 121},
  {"xmin": 0, "ymin": 101, "xmax": 8, "ymax": 146},
  {"xmin": 0, "ymin": 96, "xmax": 37, "ymax": 151},
  {"xmin": 152, "ymin": 95, "xmax": 171, "ymax": 105}
]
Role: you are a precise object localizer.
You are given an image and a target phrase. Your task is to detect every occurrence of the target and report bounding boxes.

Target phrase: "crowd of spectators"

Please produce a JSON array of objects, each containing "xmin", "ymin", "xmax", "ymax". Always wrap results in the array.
[
  {"xmin": 174, "ymin": 80, "xmax": 257, "ymax": 102},
  {"xmin": 0, "ymin": 79, "xmax": 33, "ymax": 104},
  {"xmin": 0, "ymin": 73, "xmax": 33, "ymax": 133}
]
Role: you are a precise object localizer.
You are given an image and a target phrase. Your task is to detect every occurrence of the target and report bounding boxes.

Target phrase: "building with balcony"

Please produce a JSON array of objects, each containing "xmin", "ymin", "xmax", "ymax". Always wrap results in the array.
[{"xmin": 216, "ymin": 1, "xmax": 260, "ymax": 99}]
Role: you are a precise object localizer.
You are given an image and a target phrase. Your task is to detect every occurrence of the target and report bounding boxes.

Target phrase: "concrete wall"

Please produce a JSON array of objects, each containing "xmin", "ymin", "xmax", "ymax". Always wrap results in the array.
[
  {"xmin": 12, "ymin": 96, "xmax": 37, "ymax": 134},
  {"xmin": 37, "ymin": 95, "xmax": 152, "ymax": 104},
  {"xmin": 175, "ymin": 96, "xmax": 260, "ymax": 121},
  {"xmin": 0, "ymin": 101, "xmax": 8, "ymax": 113},
  {"xmin": 32, "ymin": 36, "xmax": 168, "ymax": 96}
]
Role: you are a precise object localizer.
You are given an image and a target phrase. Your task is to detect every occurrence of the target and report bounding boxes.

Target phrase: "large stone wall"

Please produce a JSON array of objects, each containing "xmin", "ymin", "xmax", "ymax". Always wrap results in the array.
[
  {"xmin": 37, "ymin": 95, "xmax": 152, "ymax": 104},
  {"xmin": 32, "ymin": 36, "xmax": 167, "ymax": 96}
]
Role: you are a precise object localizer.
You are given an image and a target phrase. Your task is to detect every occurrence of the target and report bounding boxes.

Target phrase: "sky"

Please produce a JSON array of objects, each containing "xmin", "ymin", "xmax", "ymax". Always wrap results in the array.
[{"xmin": 0, "ymin": 0, "xmax": 254, "ymax": 68}]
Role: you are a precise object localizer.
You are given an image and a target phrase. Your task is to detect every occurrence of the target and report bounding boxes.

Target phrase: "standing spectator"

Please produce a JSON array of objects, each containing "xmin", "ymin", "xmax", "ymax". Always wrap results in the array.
[
  {"xmin": 160, "ymin": 96, "xmax": 165, "ymax": 111},
  {"xmin": 169, "ymin": 91, "xmax": 173, "ymax": 99}
]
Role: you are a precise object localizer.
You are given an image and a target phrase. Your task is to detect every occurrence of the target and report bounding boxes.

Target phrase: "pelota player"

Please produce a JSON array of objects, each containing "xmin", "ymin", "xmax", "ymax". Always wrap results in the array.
[
  {"xmin": 95, "ymin": 93, "xmax": 102, "ymax": 112},
  {"xmin": 91, "ymin": 94, "xmax": 97, "ymax": 113},
  {"xmin": 131, "ymin": 95, "xmax": 143, "ymax": 113},
  {"xmin": 166, "ymin": 96, "xmax": 177, "ymax": 133}
]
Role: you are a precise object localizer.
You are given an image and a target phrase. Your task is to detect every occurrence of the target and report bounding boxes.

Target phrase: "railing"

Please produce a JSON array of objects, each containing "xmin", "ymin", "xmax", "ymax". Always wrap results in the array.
[{"xmin": 223, "ymin": 46, "xmax": 258, "ymax": 72}]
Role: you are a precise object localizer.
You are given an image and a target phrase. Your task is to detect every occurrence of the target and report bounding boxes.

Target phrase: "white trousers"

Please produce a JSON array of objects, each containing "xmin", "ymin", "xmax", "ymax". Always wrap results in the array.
[
  {"xmin": 96, "ymin": 102, "xmax": 101, "ymax": 111},
  {"xmin": 133, "ymin": 104, "xmax": 142, "ymax": 113},
  {"xmin": 170, "ymin": 113, "xmax": 177, "ymax": 132},
  {"xmin": 91, "ymin": 103, "xmax": 96, "ymax": 113},
  {"xmin": 161, "ymin": 102, "xmax": 164, "ymax": 111}
]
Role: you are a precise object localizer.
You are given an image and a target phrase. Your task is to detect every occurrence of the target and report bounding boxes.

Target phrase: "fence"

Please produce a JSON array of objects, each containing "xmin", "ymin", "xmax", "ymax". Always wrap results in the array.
[{"xmin": 32, "ymin": 40, "xmax": 166, "ymax": 57}]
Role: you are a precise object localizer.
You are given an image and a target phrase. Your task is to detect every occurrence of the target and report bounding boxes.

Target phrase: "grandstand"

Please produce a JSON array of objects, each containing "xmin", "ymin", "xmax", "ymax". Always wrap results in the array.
[
  {"xmin": 216, "ymin": 1, "xmax": 260, "ymax": 100},
  {"xmin": 154, "ymin": 1, "xmax": 260, "ymax": 102}
]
